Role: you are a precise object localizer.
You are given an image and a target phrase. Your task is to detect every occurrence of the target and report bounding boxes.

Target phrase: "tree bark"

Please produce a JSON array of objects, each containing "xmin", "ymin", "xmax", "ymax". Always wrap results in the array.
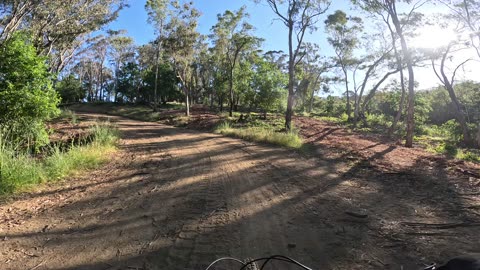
[
  {"xmin": 153, "ymin": 42, "xmax": 160, "ymax": 112},
  {"xmin": 285, "ymin": 21, "xmax": 295, "ymax": 131},
  {"xmin": 388, "ymin": 72, "xmax": 406, "ymax": 137},
  {"xmin": 343, "ymin": 66, "xmax": 351, "ymax": 120},
  {"xmin": 229, "ymin": 69, "xmax": 234, "ymax": 117},
  {"xmin": 477, "ymin": 124, "xmax": 480, "ymax": 148},
  {"xmin": 389, "ymin": 3, "xmax": 415, "ymax": 147}
]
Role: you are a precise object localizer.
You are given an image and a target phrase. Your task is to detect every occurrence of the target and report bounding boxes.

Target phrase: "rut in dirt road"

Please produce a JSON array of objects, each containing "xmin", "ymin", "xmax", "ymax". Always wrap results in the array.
[{"xmin": 1, "ymin": 114, "xmax": 479, "ymax": 270}]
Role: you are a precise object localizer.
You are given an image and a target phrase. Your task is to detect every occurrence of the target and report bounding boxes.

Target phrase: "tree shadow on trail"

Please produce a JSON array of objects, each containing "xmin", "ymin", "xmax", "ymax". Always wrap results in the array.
[{"xmin": 2, "ymin": 114, "xmax": 479, "ymax": 270}]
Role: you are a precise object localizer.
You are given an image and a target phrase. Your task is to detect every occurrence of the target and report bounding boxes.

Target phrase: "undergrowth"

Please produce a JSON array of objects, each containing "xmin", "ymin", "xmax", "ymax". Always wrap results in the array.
[
  {"xmin": 214, "ymin": 121, "xmax": 303, "ymax": 149},
  {"xmin": 0, "ymin": 122, "xmax": 119, "ymax": 195}
]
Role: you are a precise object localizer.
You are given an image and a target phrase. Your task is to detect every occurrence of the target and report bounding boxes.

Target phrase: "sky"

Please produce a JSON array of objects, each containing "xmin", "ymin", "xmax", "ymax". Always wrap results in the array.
[{"xmin": 107, "ymin": 0, "xmax": 480, "ymax": 94}]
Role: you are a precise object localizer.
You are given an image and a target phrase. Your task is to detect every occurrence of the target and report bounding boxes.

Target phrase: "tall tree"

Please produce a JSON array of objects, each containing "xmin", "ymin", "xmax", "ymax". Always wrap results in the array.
[
  {"xmin": 145, "ymin": 0, "xmax": 169, "ymax": 111},
  {"xmin": 256, "ymin": 0, "xmax": 331, "ymax": 130},
  {"xmin": 163, "ymin": 0, "xmax": 201, "ymax": 116},
  {"xmin": 210, "ymin": 7, "xmax": 261, "ymax": 116},
  {"xmin": 325, "ymin": 10, "xmax": 362, "ymax": 121},
  {"xmin": 108, "ymin": 34, "xmax": 135, "ymax": 102},
  {"xmin": 353, "ymin": 0, "xmax": 426, "ymax": 147},
  {"xmin": 430, "ymin": 42, "xmax": 474, "ymax": 146}
]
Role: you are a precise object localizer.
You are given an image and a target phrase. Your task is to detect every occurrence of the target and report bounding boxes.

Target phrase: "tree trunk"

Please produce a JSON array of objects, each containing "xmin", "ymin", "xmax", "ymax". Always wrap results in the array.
[
  {"xmin": 218, "ymin": 95, "xmax": 223, "ymax": 112},
  {"xmin": 389, "ymin": 4, "xmax": 415, "ymax": 147},
  {"xmin": 343, "ymin": 67, "xmax": 351, "ymax": 121},
  {"xmin": 184, "ymin": 85, "xmax": 190, "ymax": 116},
  {"xmin": 308, "ymin": 88, "xmax": 315, "ymax": 113},
  {"xmin": 285, "ymin": 22, "xmax": 295, "ymax": 131},
  {"xmin": 476, "ymin": 124, "xmax": 480, "ymax": 148},
  {"xmin": 229, "ymin": 75, "xmax": 234, "ymax": 117},
  {"xmin": 388, "ymin": 71, "xmax": 406, "ymax": 137},
  {"xmin": 153, "ymin": 44, "xmax": 160, "ymax": 112},
  {"xmin": 361, "ymin": 70, "xmax": 399, "ymax": 114},
  {"xmin": 285, "ymin": 91, "xmax": 294, "ymax": 130},
  {"xmin": 444, "ymin": 80, "xmax": 472, "ymax": 146}
]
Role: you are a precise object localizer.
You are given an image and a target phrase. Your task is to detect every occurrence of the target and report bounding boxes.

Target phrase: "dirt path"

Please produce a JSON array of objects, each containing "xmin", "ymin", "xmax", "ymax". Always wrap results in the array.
[{"xmin": 1, "ymin": 114, "xmax": 479, "ymax": 270}]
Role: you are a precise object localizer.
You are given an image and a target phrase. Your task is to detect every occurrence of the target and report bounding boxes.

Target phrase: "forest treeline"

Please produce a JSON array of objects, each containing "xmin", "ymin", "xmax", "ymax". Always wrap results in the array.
[{"xmin": 0, "ymin": 0, "xmax": 479, "ymax": 150}]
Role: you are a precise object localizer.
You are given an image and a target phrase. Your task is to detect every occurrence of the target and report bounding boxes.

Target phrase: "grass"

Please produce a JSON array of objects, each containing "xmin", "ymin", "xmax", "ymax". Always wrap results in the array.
[
  {"xmin": 0, "ymin": 122, "xmax": 119, "ymax": 195},
  {"xmin": 423, "ymin": 140, "xmax": 480, "ymax": 163},
  {"xmin": 57, "ymin": 109, "xmax": 79, "ymax": 124},
  {"xmin": 214, "ymin": 121, "xmax": 303, "ymax": 149}
]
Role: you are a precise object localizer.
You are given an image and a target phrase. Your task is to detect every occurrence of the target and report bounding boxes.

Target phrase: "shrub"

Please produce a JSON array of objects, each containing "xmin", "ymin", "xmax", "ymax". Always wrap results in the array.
[{"xmin": 0, "ymin": 33, "xmax": 60, "ymax": 148}]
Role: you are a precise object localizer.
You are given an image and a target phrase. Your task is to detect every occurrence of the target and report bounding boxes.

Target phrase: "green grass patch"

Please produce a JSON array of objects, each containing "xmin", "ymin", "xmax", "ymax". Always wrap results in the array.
[
  {"xmin": 315, "ymin": 113, "xmax": 349, "ymax": 124},
  {"xmin": 422, "ymin": 140, "xmax": 480, "ymax": 163},
  {"xmin": 0, "ymin": 122, "xmax": 119, "ymax": 195},
  {"xmin": 214, "ymin": 121, "xmax": 303, "ymax": 149}
]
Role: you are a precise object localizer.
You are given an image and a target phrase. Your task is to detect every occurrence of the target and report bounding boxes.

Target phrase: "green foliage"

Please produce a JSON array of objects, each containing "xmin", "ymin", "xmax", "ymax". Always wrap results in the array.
[
  {"xmin": 56, "ymin": 75, "xmax": 85, "ymax": 103},
  {"xmin": 0, "ymin": 122, "xmax": 119, "ymax": 195},
  {"xmin": 0, "ymin": 33, "xmax": 60, "ymax": 147},
  {"xmin": 117, "ymin": 62, "xmax": 142, "ymax": 102},
  {"xmin": 251, "ymin": 56, "xmax": 288, "ymax": 113},
  {"xmin": 365, "ymin": 113, "xmax": 392, "ymax": 128},
  {"xmin": 140, "ymin": 63, "xmax": 181, "ymax": 103}
]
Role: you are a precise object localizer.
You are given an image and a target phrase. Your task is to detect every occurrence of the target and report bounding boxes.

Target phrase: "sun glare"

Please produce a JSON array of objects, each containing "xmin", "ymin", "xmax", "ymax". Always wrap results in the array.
[{"xmin": 409, "ymin": 26, "xmax": 457, "ymax": 49}]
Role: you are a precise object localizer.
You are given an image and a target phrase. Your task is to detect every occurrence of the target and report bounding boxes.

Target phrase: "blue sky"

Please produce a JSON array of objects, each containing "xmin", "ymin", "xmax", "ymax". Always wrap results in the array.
[
  {"xmin": 106, "ymin": 0, "xmax": 479, "ymax": 91},
  {"xmin": 107, "ymin": 0, "xmax": 349, "ymax": 54}
]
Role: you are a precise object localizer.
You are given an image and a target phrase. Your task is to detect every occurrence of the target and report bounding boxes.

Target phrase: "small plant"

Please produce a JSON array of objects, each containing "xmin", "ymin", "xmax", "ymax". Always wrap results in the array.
[
  {"xmin": 90, "ymin": 122, "xmax": 120, "ymax": 146},
  {"xmin": 59, "ymin": 109, "xmax": 79, "ymax": 124}
]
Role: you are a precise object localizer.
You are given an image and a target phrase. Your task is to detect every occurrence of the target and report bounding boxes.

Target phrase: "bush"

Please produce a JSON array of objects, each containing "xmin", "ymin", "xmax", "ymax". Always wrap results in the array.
[{"xmin": 0, "ymin": 33, "xmax": 60, "ymax": 148}]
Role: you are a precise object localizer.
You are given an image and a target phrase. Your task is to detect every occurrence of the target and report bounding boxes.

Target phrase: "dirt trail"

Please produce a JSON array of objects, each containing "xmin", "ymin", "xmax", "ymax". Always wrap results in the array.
[{"xmin": 1, "ymin": 114, "xmax": 479, "ymax": 270}]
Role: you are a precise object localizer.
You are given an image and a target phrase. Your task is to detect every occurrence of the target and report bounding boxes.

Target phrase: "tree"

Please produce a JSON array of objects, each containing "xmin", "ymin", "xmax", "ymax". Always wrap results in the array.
[
  {"xmin": 56, "ymin": 74, "xmax": 85, "ymax": 104},
  {"xmin": 146, "ymin": 0, "xmax": 169, "ymax": 111},
  {"xmin": 353, "ymin": 0, "xmax": 426, "ymax": 147},
  {"xmin": 256, "ymin": 0, "xmax": 331, "ymax": 130},
  {"xmin": 253, "ymin": 55, "xmax": 288, "ymax": 118},
  {"xmin": 430, "ymin": 42, "xmax": 474, "ymax": 146},
  {"xmin": 0, "ymin": 0, "xmax": 127, "ymax": 73},
  {"xmin": 163, "ymin": 0, "xmax": 201, "ymax": 116},
  {"xmin": 108, "ymin": 34, "xmax": 135, "ymax": 102},
  {"xmin": 0, "ymin": 33, "xmax": 59, "ymax": 147},
  {"xmin": 210, "ymin": 7, "xmax": 261, "ymax": 116},
  {"xmin": 325, "ymin": 10, "xmax": 362, "ymax": 120},
  {"xmin": 117, "ymin": 62, "xmax": 142, "ymax": 103}
]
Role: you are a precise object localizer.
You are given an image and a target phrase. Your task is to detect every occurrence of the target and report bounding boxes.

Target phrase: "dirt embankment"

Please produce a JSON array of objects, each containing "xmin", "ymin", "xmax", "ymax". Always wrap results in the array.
[{"xmin": 0, "ymin": 112, "xmax": 479, "ymax": 270}]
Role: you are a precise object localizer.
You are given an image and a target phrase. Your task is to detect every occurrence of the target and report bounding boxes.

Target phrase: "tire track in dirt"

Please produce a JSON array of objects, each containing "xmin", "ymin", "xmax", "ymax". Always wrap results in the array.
[{"xmin": 1, "ymin": 113, "xmax": 479, "ymax": 270}]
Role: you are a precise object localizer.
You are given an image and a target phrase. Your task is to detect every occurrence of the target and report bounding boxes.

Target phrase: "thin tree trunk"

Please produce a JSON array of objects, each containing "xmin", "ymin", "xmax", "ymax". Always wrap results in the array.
[
  {"xmin": 285, "ymin": 23, "xmax": 295, "ymax": 131},
  {"xmin": 343, "ymin": 67, "xmax": 351, "ymax": 120},
  {"xmin": 476, "ymin": 124, "xmax": 480, "ymax": 148},
  {"xmin": 153, "ymin": 42, "xmax": 160, "ymax": 112},
  {"xmin": 389, "ymin": 3, "xmax": 415, "ymax": 147},
  {"xmin": 388, "ymin": 71, "xmax": 406, "ymax": 137},
  {"xmin": 229, "ymin": 74, "xmax": 234, "ymax": 117},
  {"xmin": 309, "ymin": 88, "xmax": 315, "ymax": 113}
]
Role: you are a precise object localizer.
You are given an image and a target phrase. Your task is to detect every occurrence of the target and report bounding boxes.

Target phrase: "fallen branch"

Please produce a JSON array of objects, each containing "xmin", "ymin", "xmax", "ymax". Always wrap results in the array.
[
  {"xmin": 400, "ymin": 221, "xmax": 480, "ymax": 229},
  {"xmin": 29, "ymin": 261, "xmax": 45, "ymax": 270},
  {"xmin": 345, "ymin": 211, "xmax": 368, "ymax": 218}
]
